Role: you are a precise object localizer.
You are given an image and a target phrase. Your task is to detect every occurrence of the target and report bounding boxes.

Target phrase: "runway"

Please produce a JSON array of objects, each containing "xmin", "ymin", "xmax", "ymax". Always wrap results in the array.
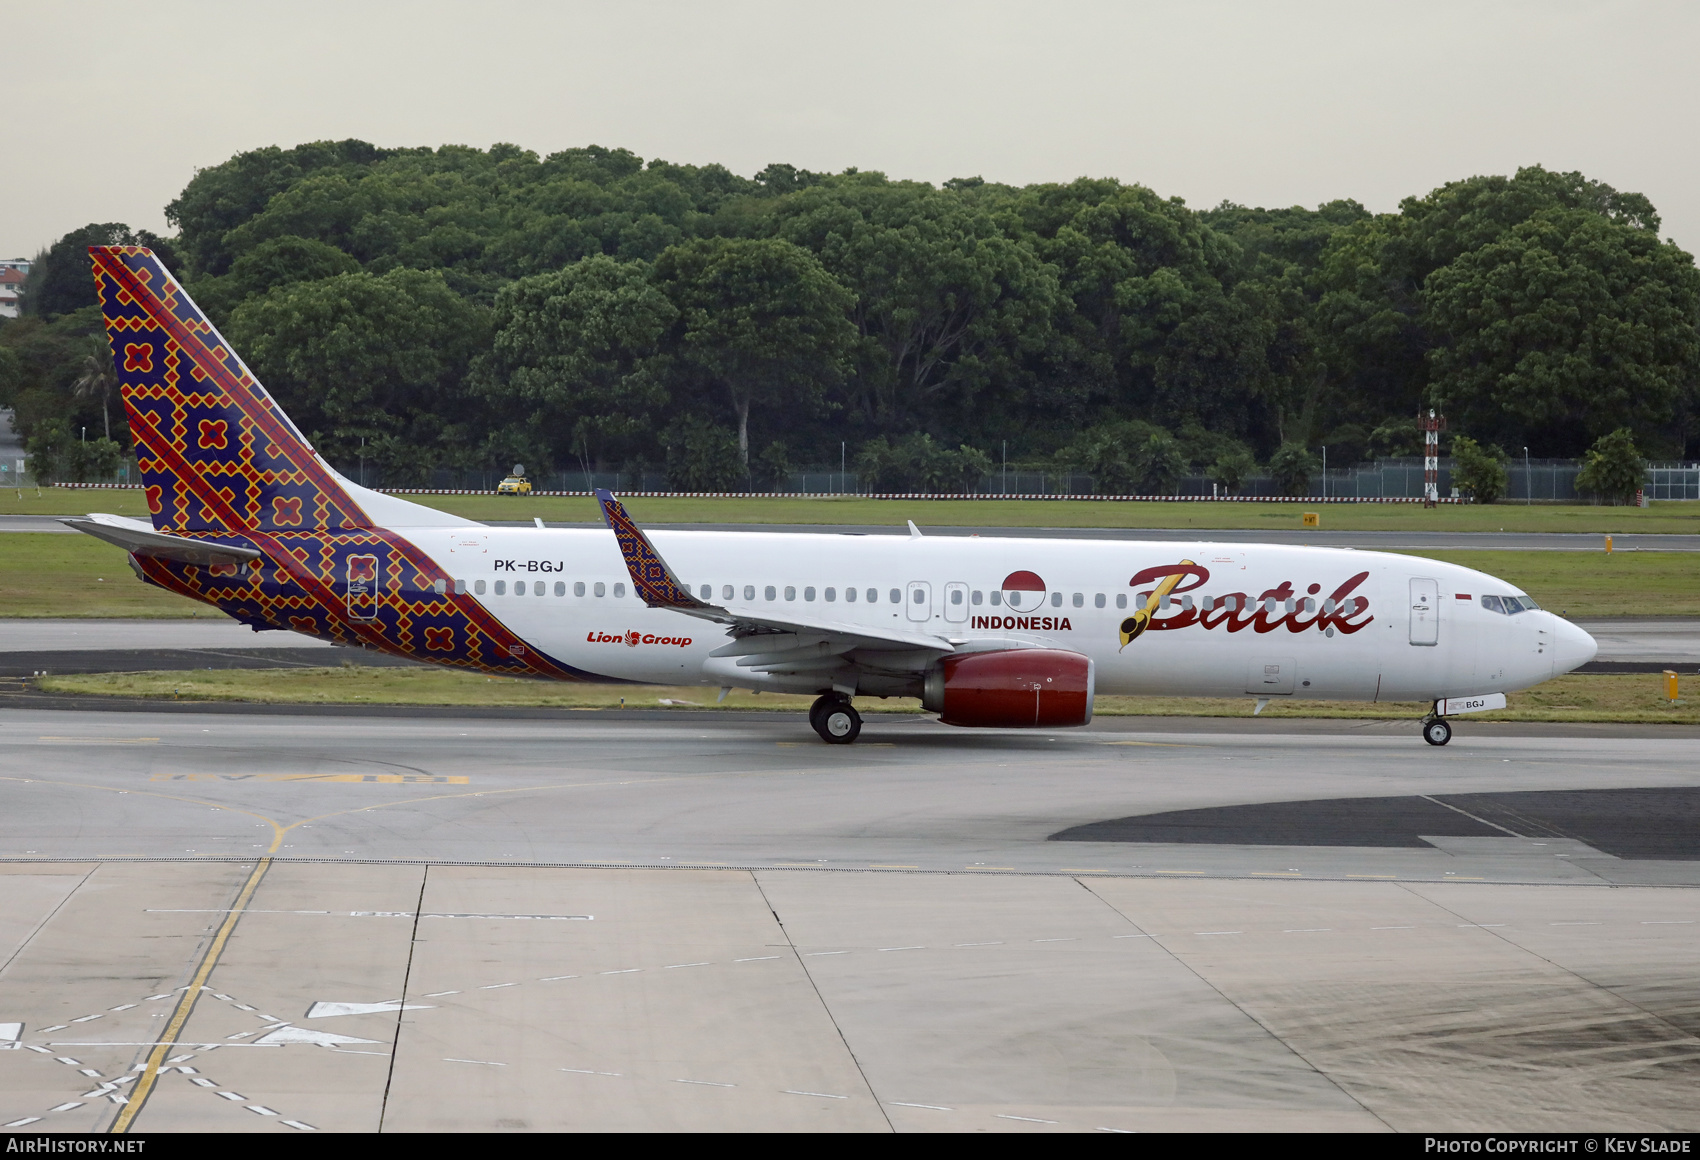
[
  {"xmin": 7, "ymin": 616, "xmax": 1695, "ymax": 674},
  {"xmin": 2, "ymin": 708, "xmax": 1698, "ymax": 1132}
]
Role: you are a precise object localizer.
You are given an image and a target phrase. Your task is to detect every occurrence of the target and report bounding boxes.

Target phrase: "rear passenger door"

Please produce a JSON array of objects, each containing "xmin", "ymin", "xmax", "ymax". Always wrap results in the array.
[
  {"xmin": 906, "ymin": 581, "xmax": 932, "ymax": 622},
  {"xmin": 943, "ymin": 581, "xmax": 969, "ymax": 623}
]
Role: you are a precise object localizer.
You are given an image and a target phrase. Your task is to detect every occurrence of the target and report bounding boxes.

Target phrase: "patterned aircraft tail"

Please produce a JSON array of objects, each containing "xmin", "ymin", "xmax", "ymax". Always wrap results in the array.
[{"xmin": 91, "ymin": 245, "xmax": 374, "ymax": 534}]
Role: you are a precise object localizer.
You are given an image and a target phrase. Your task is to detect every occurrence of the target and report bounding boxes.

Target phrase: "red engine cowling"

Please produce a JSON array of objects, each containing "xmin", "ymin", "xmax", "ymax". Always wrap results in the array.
[{"xmin": 921, "ymin": 649, "xmax": 1095, "ymax": 728}]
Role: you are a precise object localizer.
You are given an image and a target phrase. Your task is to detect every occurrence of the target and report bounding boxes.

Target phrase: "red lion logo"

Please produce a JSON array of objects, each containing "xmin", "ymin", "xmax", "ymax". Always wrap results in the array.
[
  {"xmin": 197, "ymin": 418, "xmax": 228, "ymax": 450},
  {"xmin": 122, "ymin": 343, "xmax": 153, "ymax": 373},
  {"xmin": 625, "ymin": 630, "xmax": 641, "ymax": 647}
]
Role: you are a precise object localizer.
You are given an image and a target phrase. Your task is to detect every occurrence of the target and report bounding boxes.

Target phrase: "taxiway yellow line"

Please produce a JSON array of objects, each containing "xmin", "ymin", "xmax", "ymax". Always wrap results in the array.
[{"xmin": 110, "ymin": 857, "xmax": 273, "ymax": 1133}]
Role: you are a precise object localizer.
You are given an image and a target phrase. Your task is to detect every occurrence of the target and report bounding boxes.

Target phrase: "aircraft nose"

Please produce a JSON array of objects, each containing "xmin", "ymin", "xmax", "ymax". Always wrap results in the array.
[{"xmin": 1551, "ymin": 617, "xmax": 1598, "ymax": 675}]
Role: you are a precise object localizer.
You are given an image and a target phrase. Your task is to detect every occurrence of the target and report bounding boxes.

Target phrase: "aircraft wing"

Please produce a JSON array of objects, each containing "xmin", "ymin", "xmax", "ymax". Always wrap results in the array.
[
  {"xmin": 594, "ymin": 490, "xmax": 954, "ymax": 671},
  {"xmin": 61, "ymin": 513, "xmax": 264, "ymax": 566}
]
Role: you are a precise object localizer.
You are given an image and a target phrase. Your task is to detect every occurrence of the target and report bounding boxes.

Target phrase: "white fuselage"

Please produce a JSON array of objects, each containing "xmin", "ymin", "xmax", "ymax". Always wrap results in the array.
[{"xmin": 393, "ymin": 527, "xmax": 1597, "ymax": 704}]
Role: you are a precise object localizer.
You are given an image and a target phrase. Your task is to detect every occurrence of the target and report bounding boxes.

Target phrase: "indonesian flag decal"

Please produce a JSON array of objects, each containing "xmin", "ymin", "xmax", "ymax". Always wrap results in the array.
[{"xmin": 1001, "ymin": 570, "xmax": 1046, "ymax": 611}]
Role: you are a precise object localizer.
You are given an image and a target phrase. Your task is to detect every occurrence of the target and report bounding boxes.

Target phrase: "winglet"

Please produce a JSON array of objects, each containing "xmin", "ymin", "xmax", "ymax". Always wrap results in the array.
[
  {"xmin": 594, "ymin": 489, "xmax": 710, "ymax": 610},
  {"xmin": 908, "ymin": 520, "xmax": 923, "ymax": 539}
]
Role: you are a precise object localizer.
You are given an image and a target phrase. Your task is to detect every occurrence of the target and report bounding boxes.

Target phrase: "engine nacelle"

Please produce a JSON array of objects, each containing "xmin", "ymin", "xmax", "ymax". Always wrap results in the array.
[{"xmin": 921, "ymin": 649, "xmax": 1095, "ymax": 728}]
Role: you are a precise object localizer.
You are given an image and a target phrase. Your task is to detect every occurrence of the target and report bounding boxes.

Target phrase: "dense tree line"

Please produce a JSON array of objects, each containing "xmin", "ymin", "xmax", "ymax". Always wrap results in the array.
[{"xmin": 3, "ymin": 141, "xmax": 1694, "ymax": 497}]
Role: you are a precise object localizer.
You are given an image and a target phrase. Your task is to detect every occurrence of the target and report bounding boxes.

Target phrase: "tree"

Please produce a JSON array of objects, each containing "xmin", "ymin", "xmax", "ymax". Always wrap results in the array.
[
  {"xmin": 662, "ymin": 416, "xmax": 746, "ymax": 490},
  {"xmin": 24, "ymin": 418, "xmax": 71, "ymax": 483},
  {"xmin": 1424, "ymin": 209, "xmax": 1700, "ymax": 455},
  {"xmin": 656, "ymin": 237, "xmax": 855, "ymax": 466},
  {"xmin": 25, "ymin": 224, "xmax": 182, "ymax": 318},
  {"xmin": 476, "ymin": 256, "xmax": 676, "ymax": 473},
  {"xmin": 855, "ymin": 434, "xmax": 989, "ymax": 493},
  {"xmin": 1268, "ymin": 443, "xmax": 1318, "ymax": 496},
  {"xmin": 1210, "ymin": 447, "xmax": 1257, "ymax": 494},
  {"xmin": 770, "ymin": 178, "xmax": 1058, "ymax": 434},
  {"xmin": 1574, "ymin": 428, "xmax": 1646, "ymax": 504},
  {"xmin": 1450, "ymin": 436, "xmax": 1509, "ymax": 503},
  {"xmin": 225, "ymin": 269, "xmax": 490, "ymax": 472},
  {"xmin": 71, "ymin": 352, "xmax": 118, "ymax": 441}
]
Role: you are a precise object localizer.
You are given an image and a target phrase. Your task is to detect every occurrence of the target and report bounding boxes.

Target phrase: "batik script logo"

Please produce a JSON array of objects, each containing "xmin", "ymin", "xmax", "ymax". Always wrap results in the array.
[{"xmin": 1119, "ymin": 564, "xmax": 1373, "ymax": 650}]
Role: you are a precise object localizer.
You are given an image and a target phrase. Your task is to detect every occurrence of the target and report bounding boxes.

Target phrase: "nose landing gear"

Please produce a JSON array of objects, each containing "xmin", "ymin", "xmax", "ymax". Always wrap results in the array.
[
  {"xmin": 809, "ymin": 694, "xmax": 862, "ymax": 744},
  {"xmin": 1422, "ymin": 713, "xmax": 1452, "ymax": 746}
]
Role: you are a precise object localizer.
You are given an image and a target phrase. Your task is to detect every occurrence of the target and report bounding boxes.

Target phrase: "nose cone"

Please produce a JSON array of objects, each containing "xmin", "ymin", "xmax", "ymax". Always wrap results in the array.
[{"xmin": 1552, "ymin": 617, "xmax": 1598, "ymax": 675}]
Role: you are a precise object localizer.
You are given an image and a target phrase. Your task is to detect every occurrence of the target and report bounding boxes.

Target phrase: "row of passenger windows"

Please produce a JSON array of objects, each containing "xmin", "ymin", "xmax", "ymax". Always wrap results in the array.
[{"xmin": 432, "ymin": 578, "xmax": 1356, "ymax": 616}]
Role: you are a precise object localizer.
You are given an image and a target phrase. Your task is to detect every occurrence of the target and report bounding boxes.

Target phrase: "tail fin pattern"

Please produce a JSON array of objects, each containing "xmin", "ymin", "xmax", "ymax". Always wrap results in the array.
[
  {"xmin": 88, "ymin": 246, "xmax": 592, "ymax": 682},
  {"xmin": 92, "ymin": 245, "xmax": 366, "ymax": 533}
]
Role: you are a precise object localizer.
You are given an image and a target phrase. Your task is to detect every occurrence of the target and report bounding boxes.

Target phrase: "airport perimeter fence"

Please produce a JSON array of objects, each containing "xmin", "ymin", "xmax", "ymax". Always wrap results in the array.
[{"xmin": 29, "ymin": 459, "xmax": 1700, "ymax": 502}]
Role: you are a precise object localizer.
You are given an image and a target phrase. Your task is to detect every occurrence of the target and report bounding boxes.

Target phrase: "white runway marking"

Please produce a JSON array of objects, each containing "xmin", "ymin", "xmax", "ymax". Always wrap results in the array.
[
  {"xmin": 889, "ymin": 1101, "xmax": 952, "ymax": 1111},
  {"xmin": 783, "ymin": 1090, "xmax": 847, "ymax": 1099},
  {"xmin": 998, "ymin": 1114, "xmax": 1059, "ymax": 1123},
  {"xmin": 444, "ymin": 1058, "xmax": 506, "ymax": 1066}
]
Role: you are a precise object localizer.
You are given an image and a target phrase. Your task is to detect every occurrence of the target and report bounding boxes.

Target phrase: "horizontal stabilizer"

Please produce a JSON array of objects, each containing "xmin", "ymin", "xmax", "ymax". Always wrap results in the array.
[{"xmin": 61, "ymin": 514, "xmax": 262, "ymax": 566}]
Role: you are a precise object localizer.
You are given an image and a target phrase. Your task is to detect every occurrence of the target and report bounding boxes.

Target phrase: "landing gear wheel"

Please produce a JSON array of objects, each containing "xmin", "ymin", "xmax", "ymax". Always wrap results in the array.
[
  {"xmin": 808, "ymin": 694, "xmax": 845, "ymax": 734},
  {"xmin": 1423, "ymin": 717, "xmax": 1453, "ymax": 746},
  {"xmin": 815, "ymin": 702, "xmax": 862, "ymax": 745}
]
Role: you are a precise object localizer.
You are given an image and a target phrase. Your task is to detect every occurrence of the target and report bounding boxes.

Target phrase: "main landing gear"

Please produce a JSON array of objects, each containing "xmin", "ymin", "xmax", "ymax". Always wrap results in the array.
[
  {"xmin": 1422, "ymin": 711, "xmax": 1453, "ymax": 746},
  {"xmin": 810, "ymin": 694, "xmax": 862, "ymax": 745}
]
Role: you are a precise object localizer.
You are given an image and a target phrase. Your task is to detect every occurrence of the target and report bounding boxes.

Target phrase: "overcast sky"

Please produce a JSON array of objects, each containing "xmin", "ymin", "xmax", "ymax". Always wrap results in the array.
[{"xmin": 6, "ymin": 1, "xmax": 1698, "ymax": 259}]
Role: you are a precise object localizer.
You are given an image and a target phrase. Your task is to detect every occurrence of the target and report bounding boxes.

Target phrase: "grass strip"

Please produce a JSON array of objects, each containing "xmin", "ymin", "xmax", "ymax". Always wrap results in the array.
[
  {"xmin": 33, "ymin": 668, "xmax": 1700, "ymax": 725},
  {"xmin": 3, "ymin": 530, "xmax": 1692, "ymax": 620},
  {"xmin": 9, "ymin": 487, "xmax": 1700, "ymax": 533}
]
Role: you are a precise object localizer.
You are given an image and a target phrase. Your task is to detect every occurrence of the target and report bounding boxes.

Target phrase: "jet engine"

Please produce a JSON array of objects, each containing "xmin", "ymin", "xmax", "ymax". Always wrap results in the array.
[{"xmin": 921, "ymin": 649, "xmax": 1095, "ymax": 728}]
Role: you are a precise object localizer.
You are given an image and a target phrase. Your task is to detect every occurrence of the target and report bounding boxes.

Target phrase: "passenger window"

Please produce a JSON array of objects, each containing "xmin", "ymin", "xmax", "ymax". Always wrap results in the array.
[
  {"xmin": 950, "ymin": 589, "xmax": 963, "ymax": 606},
  {"xmin": 1050, "ymin": 592, "xmax": 1063, "ymax": 607},
  {"xmin": 1284, "ymin": 598, "xmax": 1295, "ymax": 613},
  {"xmin": 866, "ymin": 589, "xmax": 877, "ymax": 603},
  {"xmin": 535, "ymin": 581, "xmax": 545, "ymax": 596},
  {"xmin": 433, "ymin": 579, "xmax": 447, "ymax": 595},
  {"xmin": 454, "ymin": 579, "xmax": 467, "ymax": 595},
  {"xmin": 574, "ymin": 581, "xmax": 585, "ymax": 597},
  {"xmin": 785, "ymin": 586, "xmax": 796, "ymax": 601},
  {"xmin": 594, "ymin": 582, "xmax": 605, "ymax": 597},
  {"xmin": 743, "ymin": 585, "xmax": 755, "ymax": 601},
  {"xmin": 912, "ymin": 588, "xmax": 925, "ymax": 605},
  {"xmin": 700, "ymin": 585, "xmax": 711, "ymax": 600},
  {"xmin": 1094, "ymin": 593, "xmax": 1105, "ymax": 608},
  {"xmin": 614, "ymin": 583, "xmax": 625, "ymax": 598},
  {"xmin": 989, "ymin": 591, "xmax": 1002, "ymax": 606},
  {"xmin": 765, "ymin": 585, "xmax": 777, "ymax": 601},
  {"xmin": 722, "ymin": 585, "xmax": 734, "ymax": 600},
  {"xmin": 1072, "ymin": 592, "xmax": 1083, "ymax": 608},
  {"xmin": 1115, "ymin": 593, "xmax": 1126, "ymax": 609},
  {"xmin": 972, "ymin": 590, "xmax": 983, "ymax": 606},
  {"xmin": 825, "ymin": 587, "xmax": 837, "ymax": 602},
  {"xmin": 804, "ymin": 586, "xmax": 816, "ymax": 601},
  {"xmin": 889, "ymin": 589, "xmax": 901, "ymax": 603},
  {"xmin": 1182, "ymin": 595, "xmax": 1193, "ymax": 610},
  {"xmin": 475, "ymin": 579, "xmax": 486, "ymax": 595},
  {"xmin": 845, "ymin": 587, "xmax": 857, "ymax": 602},
  {"xmin": 494, "ymin": 580, "xmax": 506, "ymax": 596}
]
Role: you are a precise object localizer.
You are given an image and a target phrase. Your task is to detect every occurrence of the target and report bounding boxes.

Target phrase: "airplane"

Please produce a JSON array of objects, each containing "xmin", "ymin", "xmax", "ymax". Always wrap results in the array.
[{"xmin": 63, "ymin": 245, "xmax": 1598, "ymax": 746}]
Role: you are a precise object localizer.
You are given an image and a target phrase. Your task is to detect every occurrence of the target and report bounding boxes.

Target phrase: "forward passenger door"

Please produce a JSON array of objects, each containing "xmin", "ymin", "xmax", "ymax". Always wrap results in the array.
[{"xmin": 1409, "ymin": 578, "xmax": 1439, "ymax": 646}]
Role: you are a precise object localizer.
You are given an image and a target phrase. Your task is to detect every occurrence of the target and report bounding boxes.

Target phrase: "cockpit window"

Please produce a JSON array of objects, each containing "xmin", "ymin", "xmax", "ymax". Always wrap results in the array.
[{"xmin": 1483, "ymin": 594, "xmax": 1539, "ymax": 615}]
